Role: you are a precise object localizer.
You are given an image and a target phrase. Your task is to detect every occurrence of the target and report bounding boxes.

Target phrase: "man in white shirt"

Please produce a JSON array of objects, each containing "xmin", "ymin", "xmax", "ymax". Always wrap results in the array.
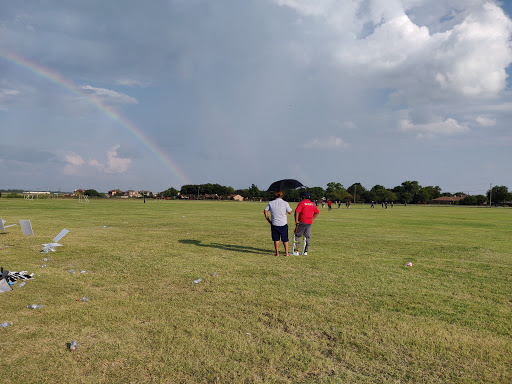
[{"xmin": 264, "ymin": 191, "xmax": 293, "ymax": 256}]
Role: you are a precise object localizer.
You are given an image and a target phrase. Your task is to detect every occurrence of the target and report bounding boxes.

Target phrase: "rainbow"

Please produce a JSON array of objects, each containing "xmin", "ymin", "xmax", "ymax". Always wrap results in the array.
[{"xmin": 0, "ymin": 50, "xmax": 191, "ymax": 186}]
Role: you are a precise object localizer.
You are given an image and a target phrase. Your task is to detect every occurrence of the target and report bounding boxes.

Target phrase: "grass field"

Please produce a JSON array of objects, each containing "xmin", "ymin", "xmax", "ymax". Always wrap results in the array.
[{"xmin": 0, "ymin": 198, "xmax": 511, "ymax": 383}]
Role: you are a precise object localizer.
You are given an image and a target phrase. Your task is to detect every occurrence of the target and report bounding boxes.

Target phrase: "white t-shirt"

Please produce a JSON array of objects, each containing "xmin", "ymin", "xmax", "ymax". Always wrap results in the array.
[{"xmin": 265, "ymin": 198, "xmax": 292, "ymax": 226}]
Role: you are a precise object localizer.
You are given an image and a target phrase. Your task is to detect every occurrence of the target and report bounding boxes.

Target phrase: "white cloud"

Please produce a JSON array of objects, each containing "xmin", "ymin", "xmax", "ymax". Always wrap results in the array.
[
  {"xmin": 476, "ymin": 116, "xmax": 497, "ymax": 126},
  {"xmin": 104, "ymin": 145, "xmax": 131, "ymax": 173},
  {"xmin": 399, "ymin": 117, "xmax": 469, "ymax": 138},
  {"xmin": 0, "ymin": 88, "xmax": 21, "ymax": 110},
  {"xmin": 79, "ymin": 85, "xmax": 138, "ymax": 104},
  {"xmin": 63, "ymin": 152, "xmax": 85, "ymax": 174},
  {"xmin": 343, "ymin": 121, "xmax": 358, "ymax": 130},
  {"xmin": 300, "ymin": 136, "xmax": 349, "ymax": 149},
  {"xmin": 115, "ymin": 78, "xmax": 148, "ymax": 87},
  {"xmin": 63, "ymin": 145, "xmax": 131, "ymax": 175},
  {"xmin": 276, "ymin": 1, "xmax": 512, "ymax": 100},
  {"xmin": 89, "ymin": 145, "xmax": 131, "ymax": 174}
]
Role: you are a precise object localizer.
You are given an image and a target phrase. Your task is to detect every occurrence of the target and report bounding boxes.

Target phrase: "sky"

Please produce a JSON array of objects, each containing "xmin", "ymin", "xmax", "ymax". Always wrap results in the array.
[{"xmin": 1, "ymin": 0, "xmax": 511, "ymax": 195}]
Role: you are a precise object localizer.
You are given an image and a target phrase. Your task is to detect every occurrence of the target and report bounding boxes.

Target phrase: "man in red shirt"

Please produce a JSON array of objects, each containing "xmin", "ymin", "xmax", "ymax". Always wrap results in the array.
[{"xmin": 294, "ymin": 191, "xmax": 320, "ymax": 255}]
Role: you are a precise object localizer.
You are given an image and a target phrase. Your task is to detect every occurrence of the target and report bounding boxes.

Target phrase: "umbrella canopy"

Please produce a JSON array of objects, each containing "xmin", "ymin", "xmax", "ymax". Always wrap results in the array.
[{"xmin": 267, "ymin": 179, "xmax": 304, "ymax": 192}]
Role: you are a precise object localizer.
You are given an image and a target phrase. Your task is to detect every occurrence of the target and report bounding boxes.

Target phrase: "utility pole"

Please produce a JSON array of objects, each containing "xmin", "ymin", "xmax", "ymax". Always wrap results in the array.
[
  {"xmin": 489, "ymin": 183, "xmax": 492, "ymax": 207},
  {"xmin": 354, "ymin": 184, "xmax": 356, "ymax": 204},
  {"xmin": 197, "ymin": 185, "xmax": 200, "ymax": 200}
]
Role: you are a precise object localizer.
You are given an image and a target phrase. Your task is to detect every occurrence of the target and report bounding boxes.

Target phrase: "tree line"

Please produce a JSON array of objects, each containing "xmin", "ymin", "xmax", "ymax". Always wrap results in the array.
[
  {"xmin": 2, "ymin": 182, "xmax": 510, "ymax": 206},
  {"xmin": 160, "ymin": 181, "xmax": 512, "ymax": 206}
]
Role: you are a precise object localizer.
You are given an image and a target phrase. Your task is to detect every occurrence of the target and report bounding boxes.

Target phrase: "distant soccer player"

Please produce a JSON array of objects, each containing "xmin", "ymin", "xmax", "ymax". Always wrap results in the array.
[{"xmin": 294, "ymin": 191, "xmax": 320, "ymax": 255}]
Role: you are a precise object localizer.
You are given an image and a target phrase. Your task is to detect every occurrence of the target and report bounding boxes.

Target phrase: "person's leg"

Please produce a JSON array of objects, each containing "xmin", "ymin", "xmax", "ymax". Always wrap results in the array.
[
  {"xmin": 274, "ymin": 241, "xmax": 280, "ymax": 256},
  {"xmin": 296, "ymin": 223, "xmax": 308, "ymax": 255},
  {"xmin": 303, "ymin": 224, "xmax": 312, "ymax": 254},
  {"xmin": 283, "ymin": 241, "xmax": 289, "ymax": 256},
  {"xmin": 271, "ymin": 225, "xmax": 280, "ymax": 256}
]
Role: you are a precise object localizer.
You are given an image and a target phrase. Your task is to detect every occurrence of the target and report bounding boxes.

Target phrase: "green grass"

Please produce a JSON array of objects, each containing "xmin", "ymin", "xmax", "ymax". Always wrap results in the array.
[{"xmin": 0, "ymin": 199, "xmax": 511, "ymax": 383}]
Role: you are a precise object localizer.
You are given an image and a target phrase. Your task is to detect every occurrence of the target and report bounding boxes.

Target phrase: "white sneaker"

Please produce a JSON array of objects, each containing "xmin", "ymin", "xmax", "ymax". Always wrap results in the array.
[{"xmin": 303, "ymin": 252, "xmax": 308, "ymax": 255}]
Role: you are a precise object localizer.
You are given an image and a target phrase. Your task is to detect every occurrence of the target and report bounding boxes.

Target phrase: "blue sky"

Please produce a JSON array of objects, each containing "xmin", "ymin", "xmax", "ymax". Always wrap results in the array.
[{"xmin": 1, "ymin": 0, "xmax": 511, "ymax": 194}]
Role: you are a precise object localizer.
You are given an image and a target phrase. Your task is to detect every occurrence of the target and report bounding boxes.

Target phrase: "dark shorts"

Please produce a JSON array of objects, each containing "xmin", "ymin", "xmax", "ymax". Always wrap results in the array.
[{"xmin": 271, "ymin": 224, "xmax": 289, "ymax": 242}]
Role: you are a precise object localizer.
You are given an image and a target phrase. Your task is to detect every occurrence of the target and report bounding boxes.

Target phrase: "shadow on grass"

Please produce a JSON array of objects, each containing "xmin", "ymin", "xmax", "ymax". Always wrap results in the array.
[{"xmin": 179, "ymin": 239, "xmax": 269, "ymax": 255}]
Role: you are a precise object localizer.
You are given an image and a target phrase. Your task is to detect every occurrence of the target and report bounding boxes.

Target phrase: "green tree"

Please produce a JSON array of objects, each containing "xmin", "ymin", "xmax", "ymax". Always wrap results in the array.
[
  {"xmin": 307, "ymin": 187, "xmax": 325, "ymax": 201},
  {"xmin": 459, "ymin": 195, "xmax": 487, "ymax": 205},
  {"xmin": 84, "ymin": 189, "xmax": 101, "ymax": 197},
  {"xmin": 347, "ymin": 183, "xmax": 367, "ymax": 203},
  {"xmin": 393, "ymin": 181, "xmax": 420, "ymax": 203},
  {"xmin": 248, "ymin": 184, "xmax": 260, "ymax": 198},
  {"xmin": 325, "ymin": 182, "xmax": 351, "ymax": 202},
  {"xmin": 161, "ymin": 187, "xmax": 179, "ymax": 198},
  {"xmin": 488, "ymin": 185, "xmax": 510, "ymax": 206},
  {"xmin": 369, "ymin": 185, "xmax": 396, "ymax": 203}
]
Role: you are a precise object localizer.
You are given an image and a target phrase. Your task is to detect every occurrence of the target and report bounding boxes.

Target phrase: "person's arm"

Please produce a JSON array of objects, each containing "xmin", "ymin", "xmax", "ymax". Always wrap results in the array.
[
  {"xmin": 263, "ymin": 209, "xmax": 271, "ymax": 224},
  {"xmin": 312, "ymin": 212, "xmax": 319, "ymax": 220},
  {"xmin": 295, "ymin": 210, "xmax": 300, "ymax": 223}
]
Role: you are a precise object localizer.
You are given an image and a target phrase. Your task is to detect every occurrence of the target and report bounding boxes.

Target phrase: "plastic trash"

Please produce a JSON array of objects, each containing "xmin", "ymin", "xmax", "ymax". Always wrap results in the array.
[
  {"xmin": 43, "ymin": 258, "xmax": 50, "ymax": 262},
  {"xmin": 69, "ymin": 340, "xmax": 78, "ymax": 351},
  {"xmin": 0, "ymin": 322, "xmax": 12, "ymax": 328},
  {"xmin": 8, "ymin": 282, "xmax": 13, "ymax": 286},
  {"xmin": 211, "ymin": 272, "xmax": 217, "ymax": 278},
  {"xmin": 40, "ymin": 264, "xmax": 47, "ymax": 268},
  {"xmin": 69, "ymin": 269, "xmax": 75, "ymax": 274},
  {"xmin": 405, "ymin": 262, "xmax": 413, "ymax": 267},
  {"xmin": 19, "ymin": 282, "xmax": 25, "ymax": 287},
  {"xmin": 192, "ymin": 278, "xmax": 202, "ymax": 284},
  {"xmin": 77, "ymin": 297, "xmax": 88, "ymax": 302},
  {"xmin": 79, "ymin": 270, "xmax": 86, "ymax": 274},
  {"xmin": 27, "ymin": 304, "xmax": 44, "ymax": 309}
]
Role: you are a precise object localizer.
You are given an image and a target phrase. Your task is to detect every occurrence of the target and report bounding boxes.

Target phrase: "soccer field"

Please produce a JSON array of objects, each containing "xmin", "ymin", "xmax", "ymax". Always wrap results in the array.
[{"xmin": 1, "ymin": 199, "xmax": 511, "ymax": 383}]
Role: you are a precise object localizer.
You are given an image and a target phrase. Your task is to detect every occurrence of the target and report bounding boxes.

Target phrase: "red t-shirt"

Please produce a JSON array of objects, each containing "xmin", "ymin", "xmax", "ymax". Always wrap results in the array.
[{"xmin": 296, "ymin": 199, "xmax": 319, "ymax": 224}]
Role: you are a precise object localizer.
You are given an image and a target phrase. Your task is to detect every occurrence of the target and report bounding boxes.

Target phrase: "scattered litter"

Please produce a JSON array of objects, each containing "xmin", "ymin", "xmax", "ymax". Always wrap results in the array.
[
  {"xmin": 77, "ymin": 297, "xmax": 89, "ymax": 302},
  {"xmin": 41, "ymin": 228, "xmax": 69, "ymax": 253},
  {"xmin": 0, "ymin": 218, "xmax": 17, "ymax": 233},
  {"xmin": 40, "ymin": 264, "xmax": 47, "ymax": 268},
  {"xmin": 27, "ymin": 304, "xmax": 44, "ymax": 309},
  {"xmin": 103, "ymin": 226, "xmax": 108, "ymax": 228},
  {"xmin": 79, "ymin": 270, "xmax": 86, "ymax": 274},
  {"xmin": 0, "ymin": 322, "xmax": 13, "ymax": 328},
  {"xmin": 69, "ymin": 340, "xmax": 78, "ymax": 351},
  {"xmin": 19, "ymin": 220, "xmax": 34, "ymax": 236},
  {"xmin": 19, "ymin": 282, "xmax": 25, "ymax": 287},
  {"xmin": 192, "ymin": 278, "xmax": 202, "ymax": 284},
  {"xmin": 43, "ymin": 258, "xmax": 50, "ymax": 262},
  {"xmin": 69, "ymin": 269, "xmax": 75, "ymax": 274},
  {"xmin": 405, "ymin": 262, "xmax": 413, "ymax": 267},
  {"xmin": 2, "ymin": 269, "xmax": 34, "ymax": 284},
  {"xmin": 211, "ymin": 272, "xmax": 217, "ymax": 278},
  {"xmin": 41, "ymin": 245, "xmax": 55, "ymax": 254}
]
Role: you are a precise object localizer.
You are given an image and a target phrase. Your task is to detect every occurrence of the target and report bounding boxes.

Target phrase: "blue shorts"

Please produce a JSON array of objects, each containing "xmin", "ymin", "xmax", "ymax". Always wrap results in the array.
[{"xmin": 271, "ymin": 224, "xmax": 289, "ymax": 242}]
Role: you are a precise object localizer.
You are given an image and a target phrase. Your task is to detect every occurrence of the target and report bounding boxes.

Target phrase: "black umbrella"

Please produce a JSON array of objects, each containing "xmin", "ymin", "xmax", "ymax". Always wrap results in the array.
[{"xmin": 267, "ymin": 179, "xmax": 304, "ymax": 192}]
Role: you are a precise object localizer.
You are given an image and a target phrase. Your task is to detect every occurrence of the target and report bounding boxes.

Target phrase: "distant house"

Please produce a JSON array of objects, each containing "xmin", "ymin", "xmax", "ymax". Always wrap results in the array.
[
  {"xmin": 229, "ymin": 194, "xmax": 244, "ymax": 202},
  {"xmin": 139, "ymin": 190, "xmax": 152, "ymax": 197},
  {"xmin": 124, "ymin": 190, "xmax": 142, "ymax": 198},
  {"xmin": 431, "ymin": 195, "xmax": 466, "ymax": 204},
  {"xmin": 108, "ymin": 189, "xmax": 124, "ymax": 197}
]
